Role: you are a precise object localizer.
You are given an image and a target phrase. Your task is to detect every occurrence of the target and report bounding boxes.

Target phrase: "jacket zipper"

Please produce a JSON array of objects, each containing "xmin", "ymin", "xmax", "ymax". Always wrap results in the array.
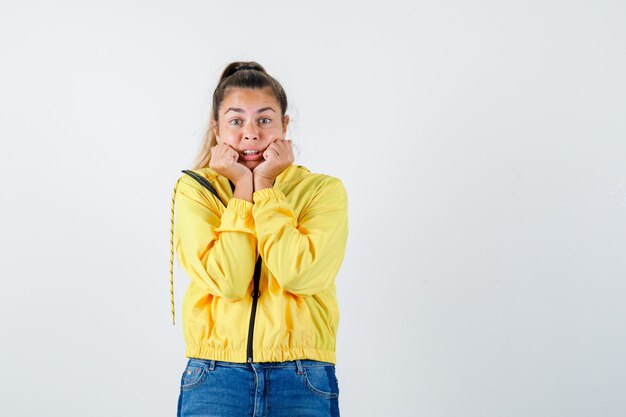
[
  {"xmin": 246, "ymin": 257, "xmax": 262, "ymax": 363},
  {"xmin": 226, "ymin": 178, "xmax": 264, "ymax": 364}
]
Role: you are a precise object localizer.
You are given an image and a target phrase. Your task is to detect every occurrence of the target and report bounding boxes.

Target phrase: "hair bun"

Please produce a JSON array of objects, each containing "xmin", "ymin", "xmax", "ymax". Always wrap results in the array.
[
  {"xmin": 229, "ymin": 65, "xmax": 259, "ymax": 76},
  {"xmin": 235, "ymin": 65, "xmax": 257, "ymax": 71}
]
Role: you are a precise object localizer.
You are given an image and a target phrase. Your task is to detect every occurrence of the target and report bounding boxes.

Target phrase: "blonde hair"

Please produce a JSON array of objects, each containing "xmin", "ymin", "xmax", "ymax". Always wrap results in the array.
[{"xmin": 191, "ymin": 61, "xmax": 289, "ymax": 169}]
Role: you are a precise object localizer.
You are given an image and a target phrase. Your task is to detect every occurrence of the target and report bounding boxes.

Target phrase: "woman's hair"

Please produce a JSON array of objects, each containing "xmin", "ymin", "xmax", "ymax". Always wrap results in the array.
[{"xmin": 191, "ymin": 61, "xmax": 289, "ymax": 169}]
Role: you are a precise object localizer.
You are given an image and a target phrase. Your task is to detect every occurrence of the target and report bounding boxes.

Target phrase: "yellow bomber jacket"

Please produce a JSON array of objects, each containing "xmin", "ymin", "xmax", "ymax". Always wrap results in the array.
[{"xmin": 169, "ymin": 163, "xmax": 348, "ymax": 364}]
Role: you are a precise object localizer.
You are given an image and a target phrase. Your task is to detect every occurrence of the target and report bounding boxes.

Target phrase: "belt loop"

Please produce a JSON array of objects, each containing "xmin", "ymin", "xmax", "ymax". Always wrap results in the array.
[
  {"xmin": 208, "ymin": 360, "xmax": 216, "ymax": 371},
  {"xmin": 295, "ymin": 359, "xmax": 304, "ymax": 375}
]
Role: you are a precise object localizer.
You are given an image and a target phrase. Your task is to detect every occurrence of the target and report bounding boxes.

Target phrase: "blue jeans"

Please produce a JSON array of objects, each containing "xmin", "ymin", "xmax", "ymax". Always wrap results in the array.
[{"xmin": 177, "ymin": 358, "xmax": 341, "ymax": 417}]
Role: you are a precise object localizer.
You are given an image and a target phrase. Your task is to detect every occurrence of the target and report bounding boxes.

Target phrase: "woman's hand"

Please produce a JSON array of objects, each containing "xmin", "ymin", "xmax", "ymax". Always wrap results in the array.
[
  {"xmin": 209, "ymin": 143, "xmax": 252, "ymax": 183},
  {"xmin": 253, "ymin": 139, "xmax": 294, "ymax": 190}
]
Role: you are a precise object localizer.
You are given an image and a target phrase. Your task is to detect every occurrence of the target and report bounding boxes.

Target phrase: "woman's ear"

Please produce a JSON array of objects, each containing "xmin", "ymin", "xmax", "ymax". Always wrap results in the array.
[
  {"xmin": 210, "ymin": 119, "xmax": 220, "ymax": 143},
  {"xmin": 282, "ymin": 114, "xmax": 290, "ymax": 136}
]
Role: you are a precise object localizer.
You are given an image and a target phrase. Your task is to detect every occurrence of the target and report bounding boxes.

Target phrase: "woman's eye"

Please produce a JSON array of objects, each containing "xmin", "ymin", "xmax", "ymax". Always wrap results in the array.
[{"xmin": 229, "ymin": 118, "xmax": 270, "ymax": 126}]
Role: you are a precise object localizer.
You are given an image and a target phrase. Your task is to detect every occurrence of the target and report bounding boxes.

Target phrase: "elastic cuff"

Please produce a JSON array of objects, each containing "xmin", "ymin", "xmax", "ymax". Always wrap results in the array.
[
  {"xmin": 227, "ymin": 197, "xmax": 253, "ymax": 219},
  {"xmin": 253, "ymin": 188, "xmax": 286, "ymax": 203}
]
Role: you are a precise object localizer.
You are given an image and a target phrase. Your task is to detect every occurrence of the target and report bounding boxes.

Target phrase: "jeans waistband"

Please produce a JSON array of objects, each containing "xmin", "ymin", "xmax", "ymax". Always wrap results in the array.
[{"xmin": 186, "ymin": 357, "xmax": 334, "ymax": 370}]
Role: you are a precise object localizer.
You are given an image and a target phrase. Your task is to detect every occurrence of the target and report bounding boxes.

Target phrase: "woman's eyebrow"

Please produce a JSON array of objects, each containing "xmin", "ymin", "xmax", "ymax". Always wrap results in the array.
[{"xmin": 224, "ymin": 106, "xmax": 276, "ymax": 115}]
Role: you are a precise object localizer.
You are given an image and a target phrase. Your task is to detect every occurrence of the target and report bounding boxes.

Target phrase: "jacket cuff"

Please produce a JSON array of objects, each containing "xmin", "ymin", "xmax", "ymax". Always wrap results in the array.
[
  {"xmin": 253, "ymin": 188, "xmax": 286, "ymax": 203},
  {"xmin": 214, "ymin": 198, "xmax": 254, "ymax": 233}
]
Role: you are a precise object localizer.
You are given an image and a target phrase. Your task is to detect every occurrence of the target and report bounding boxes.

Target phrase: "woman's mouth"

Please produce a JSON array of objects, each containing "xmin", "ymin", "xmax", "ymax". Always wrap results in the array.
[{"xmin": 240, "ymin": 149, "xmax": 264, "ymax": 161}]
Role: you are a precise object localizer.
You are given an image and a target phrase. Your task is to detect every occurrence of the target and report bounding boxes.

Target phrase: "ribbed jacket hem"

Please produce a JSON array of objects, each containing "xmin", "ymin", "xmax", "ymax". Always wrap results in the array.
[{"xmin": 185, "ymin": 344, "xmax": 336, "ymax": 364}]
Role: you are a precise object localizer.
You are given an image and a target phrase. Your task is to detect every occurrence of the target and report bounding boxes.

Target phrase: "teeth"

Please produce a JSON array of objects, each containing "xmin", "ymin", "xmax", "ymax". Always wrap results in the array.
[{"xmin": 243, "ymin": 150, "xmax": 260, "ymax": 155}]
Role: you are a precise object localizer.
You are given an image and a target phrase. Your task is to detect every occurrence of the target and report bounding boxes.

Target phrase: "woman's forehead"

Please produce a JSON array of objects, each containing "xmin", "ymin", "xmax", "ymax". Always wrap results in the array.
[
  {"xmin": 224, "ymin": 87, "xmax": 274, "ymax": 101},
  {"xmin": 221, "ymin": 88, "xmax": 279, "ymax": 114}
]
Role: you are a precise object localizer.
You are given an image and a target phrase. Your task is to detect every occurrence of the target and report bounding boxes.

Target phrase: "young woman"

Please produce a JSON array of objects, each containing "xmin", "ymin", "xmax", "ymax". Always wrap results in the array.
[{"xmin": 169, "ymin": 61, "xmax": 348, "ymax": 417}]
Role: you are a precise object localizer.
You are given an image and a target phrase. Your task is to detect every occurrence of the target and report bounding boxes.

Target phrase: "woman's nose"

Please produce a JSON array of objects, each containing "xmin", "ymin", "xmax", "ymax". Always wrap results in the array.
[{"xmin": 242, "ymin": 121, "xmax": 259, "ymax": 140}]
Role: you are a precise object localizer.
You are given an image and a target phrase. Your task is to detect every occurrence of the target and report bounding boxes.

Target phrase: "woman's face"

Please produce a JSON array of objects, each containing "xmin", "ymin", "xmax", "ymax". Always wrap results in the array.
[{"xmin": 211, "ymin": 87, "xmax": 289, "ymax": 171}]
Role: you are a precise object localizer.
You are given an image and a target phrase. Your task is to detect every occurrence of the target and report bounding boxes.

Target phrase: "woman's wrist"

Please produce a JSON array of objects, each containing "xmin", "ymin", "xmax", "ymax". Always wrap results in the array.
[
  {"xmin": 254, "ymin": 175, "xmax": 274, "ymax": 192},
  {"xmin": 233, "ymin": 174, "xmax": 253, "ymax": 203}
]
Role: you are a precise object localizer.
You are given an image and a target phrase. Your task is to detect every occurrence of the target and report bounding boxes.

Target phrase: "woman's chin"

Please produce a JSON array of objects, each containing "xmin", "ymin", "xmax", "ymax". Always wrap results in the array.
[{"xmin": 242, "ymin": 160, "xmax": 263, "ymax": 171}]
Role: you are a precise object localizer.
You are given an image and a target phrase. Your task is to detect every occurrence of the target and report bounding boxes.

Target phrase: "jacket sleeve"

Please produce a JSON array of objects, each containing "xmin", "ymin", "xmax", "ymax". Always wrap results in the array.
[
  {"xmin": 251, "ymin": 178, "xmax": 348, "ymax": 296},
  {"xmin": 174, "ymin": 178, "xmax": 257, "ymax": 301}
]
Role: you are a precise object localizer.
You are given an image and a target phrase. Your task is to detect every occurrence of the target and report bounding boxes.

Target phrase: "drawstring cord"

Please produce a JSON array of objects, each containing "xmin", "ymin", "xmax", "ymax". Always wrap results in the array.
[{"xmin": 170, "ymin": 177, "xmax": 183, "ymax": 326}]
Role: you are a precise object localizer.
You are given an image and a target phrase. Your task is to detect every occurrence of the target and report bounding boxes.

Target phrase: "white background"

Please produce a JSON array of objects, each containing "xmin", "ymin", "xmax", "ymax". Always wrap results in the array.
[{"xmin": 1, "ymin": 1, "xmax": 625, "ymax": 416}]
